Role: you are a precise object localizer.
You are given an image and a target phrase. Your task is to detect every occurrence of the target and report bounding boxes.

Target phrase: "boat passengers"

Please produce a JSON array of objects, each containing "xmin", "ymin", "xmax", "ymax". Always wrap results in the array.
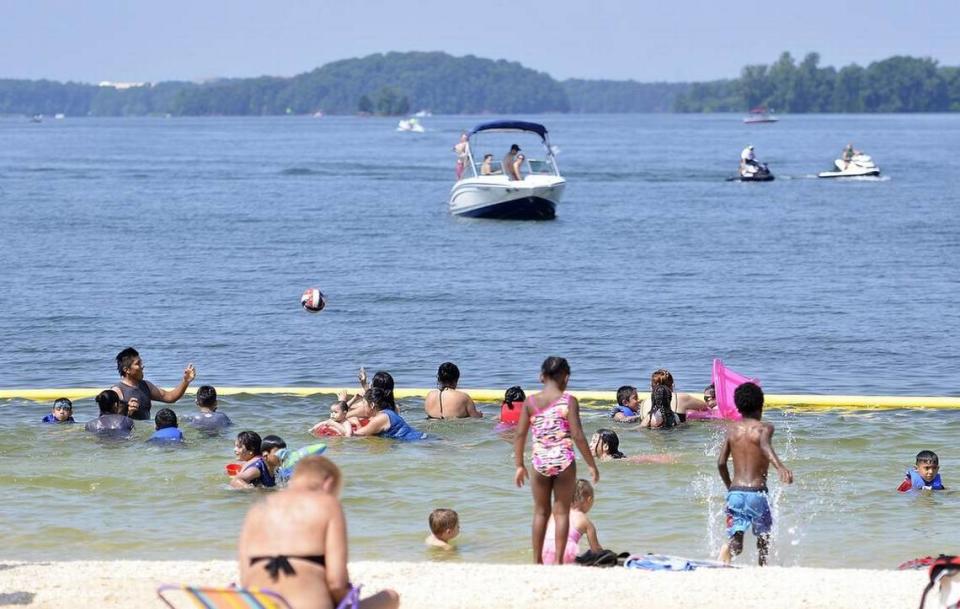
[{"xmin": 503, "ymin": 144, "xmax": 522, "ymax": 180}]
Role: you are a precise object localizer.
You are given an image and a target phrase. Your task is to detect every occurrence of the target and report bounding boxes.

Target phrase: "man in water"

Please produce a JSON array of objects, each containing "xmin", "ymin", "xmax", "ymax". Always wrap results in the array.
[
  {"xmin": 717, "ymin": 382, "xmax": 793, "ymax": 566},
  {"xmin": 503, "ymin": 144, "xmax": 521, "ymax": 180},
  {"xmin": 112, "ymin": 347, "xmax": 196, "ymax": 420}
]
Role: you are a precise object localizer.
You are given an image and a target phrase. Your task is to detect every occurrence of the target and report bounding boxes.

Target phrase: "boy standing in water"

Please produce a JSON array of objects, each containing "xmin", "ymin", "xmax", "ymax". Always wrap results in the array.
[{"xmin": 717, "ymin": 382, "xmax": 793, "ymax": 566}]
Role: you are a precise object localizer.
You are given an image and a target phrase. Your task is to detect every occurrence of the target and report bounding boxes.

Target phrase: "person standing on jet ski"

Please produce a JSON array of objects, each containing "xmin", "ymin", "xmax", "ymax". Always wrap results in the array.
[
  {"xmin": 740, "ymin": 145, "xmax": 761, "ymax": 173},
  {"xmin": 841, "ymin": 143, "xmax": 860, "ymax": 169}
]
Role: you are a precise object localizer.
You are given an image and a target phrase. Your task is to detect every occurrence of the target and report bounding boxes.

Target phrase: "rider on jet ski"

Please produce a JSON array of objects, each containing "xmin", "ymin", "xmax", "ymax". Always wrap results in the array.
[
  {"xmin": 740, "ymin": 145, "xmax": 761, "ymax": 173},
  {"xmin": 841, "ymin": 143, "xmax": 861, "ymax": 169}
]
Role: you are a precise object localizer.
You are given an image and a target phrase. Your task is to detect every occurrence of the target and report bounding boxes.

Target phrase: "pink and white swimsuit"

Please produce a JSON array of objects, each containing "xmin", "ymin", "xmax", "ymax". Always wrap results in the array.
[{"xmin": 530, "ymin": 392, "xmax": 576, "ymax": 477}]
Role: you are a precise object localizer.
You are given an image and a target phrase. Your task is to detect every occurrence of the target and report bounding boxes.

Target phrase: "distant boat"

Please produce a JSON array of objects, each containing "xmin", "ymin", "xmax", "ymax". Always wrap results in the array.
[
  {"xmin": 743, "ymin": 107, "xmax": 778, "ymax": 124},
  {"xmin": 414, "ymin": 109, "xmax": 433, "ymax": 117},
  {"xmin": 312, "ymin": 111, "xmax": 324, "ymax": 118},
  {"xmin": 397, "ymin": 118, "xmax": 425, "ymax": 133},
  {"xmin": 54, "ymin": 113, "xmax": 65, "ymax": 120}
]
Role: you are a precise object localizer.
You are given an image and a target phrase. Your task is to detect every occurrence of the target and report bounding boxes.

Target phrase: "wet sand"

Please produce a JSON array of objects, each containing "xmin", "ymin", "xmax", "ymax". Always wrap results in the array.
[{"xmin": 0, "ymin": 559, "xmax": 926, "ymax": 609}]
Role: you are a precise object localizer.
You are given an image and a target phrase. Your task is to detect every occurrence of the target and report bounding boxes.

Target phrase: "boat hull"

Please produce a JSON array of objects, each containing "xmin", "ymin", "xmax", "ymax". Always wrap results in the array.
[
  {"xmin": 817, "ymin": 169, "xmax": 880, "ymax": 178},
  {"xmin": 449, "ymin": 177, "xmax": 565, "ymax": 220},
  {"xmin": 727, "ymin": 174, "xmax": 775, "ymax": 182}
]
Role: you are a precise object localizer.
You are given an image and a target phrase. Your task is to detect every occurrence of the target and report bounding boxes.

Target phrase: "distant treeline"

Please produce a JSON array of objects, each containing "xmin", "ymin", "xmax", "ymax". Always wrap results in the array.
[
  {"xmin": 2, "ymin": 51, "xmax": 959, "ymax": 116},
  {"xmin": 675, "ymin": 52, "xmax": 960, "ymax": 113}
]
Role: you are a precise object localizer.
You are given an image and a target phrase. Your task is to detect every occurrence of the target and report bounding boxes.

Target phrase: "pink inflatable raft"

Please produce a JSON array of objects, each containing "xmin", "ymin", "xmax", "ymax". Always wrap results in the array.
[{"xmin": 686, "ymin": 359, "xmax": 759, "ymax": 421}]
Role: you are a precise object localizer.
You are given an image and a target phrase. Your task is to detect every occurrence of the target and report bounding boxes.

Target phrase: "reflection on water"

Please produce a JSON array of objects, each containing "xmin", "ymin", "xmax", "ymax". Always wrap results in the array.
[{"xmin": 2, "ymin": 395, "xmax": 957, "ymax": 567}]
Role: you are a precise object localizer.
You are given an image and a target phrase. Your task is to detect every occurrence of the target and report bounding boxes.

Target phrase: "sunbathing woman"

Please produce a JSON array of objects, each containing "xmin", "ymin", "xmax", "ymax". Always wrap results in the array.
[
  {"xmin": 238, "ymin": 458, "xmax": 399, "ymax": 609},
  {"xmin": 424, "ymin": 362, "xmax": 482, "ymax": 419}
]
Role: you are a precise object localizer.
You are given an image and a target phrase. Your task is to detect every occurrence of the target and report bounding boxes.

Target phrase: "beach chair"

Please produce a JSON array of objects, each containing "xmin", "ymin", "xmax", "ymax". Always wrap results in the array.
[{"xmin": 157, "ymin": 583, "xmax": 362, "ymax": 609}]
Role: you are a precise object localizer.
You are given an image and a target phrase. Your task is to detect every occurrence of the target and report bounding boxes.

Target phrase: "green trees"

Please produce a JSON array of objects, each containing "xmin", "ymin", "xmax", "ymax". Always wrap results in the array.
[{"xmin": 675, "ymin": 52, "xmax": 959, "ymax": 113}]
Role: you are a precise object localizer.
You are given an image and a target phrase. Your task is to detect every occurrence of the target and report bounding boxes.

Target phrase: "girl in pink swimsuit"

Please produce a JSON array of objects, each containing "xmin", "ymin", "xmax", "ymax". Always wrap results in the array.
[
  {"xmin": 541, "ymin": 479, "xmax": 603, "ymax": 564},
  {"xmin": 514, "ymin": 356, "xmax": 599, "ymax": 564}
]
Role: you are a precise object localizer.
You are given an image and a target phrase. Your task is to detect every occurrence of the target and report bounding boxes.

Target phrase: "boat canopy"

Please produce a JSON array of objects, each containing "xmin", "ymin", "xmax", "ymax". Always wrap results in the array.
[{"xmin": 469, "ymin": 120, "xmax": 548, "ymax": 140}]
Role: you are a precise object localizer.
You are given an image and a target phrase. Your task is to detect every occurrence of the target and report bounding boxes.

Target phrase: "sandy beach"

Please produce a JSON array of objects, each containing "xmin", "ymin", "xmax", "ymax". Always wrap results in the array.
[{"xmin": 0, "ymin": 559, "xmax": 927, "ymax": 609}]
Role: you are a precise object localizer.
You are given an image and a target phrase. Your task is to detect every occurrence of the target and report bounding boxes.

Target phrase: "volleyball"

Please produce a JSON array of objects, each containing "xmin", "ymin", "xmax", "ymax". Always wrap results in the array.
[{"xmin": 300, "ymin": 288, "xmax": 326, "ymax": 313}]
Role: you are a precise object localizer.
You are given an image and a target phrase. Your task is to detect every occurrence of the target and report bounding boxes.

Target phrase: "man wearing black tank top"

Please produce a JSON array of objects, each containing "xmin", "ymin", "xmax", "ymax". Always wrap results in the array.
[{"xmin": 112, "ymin": 347, "xmax": 196, "ymax": 420}]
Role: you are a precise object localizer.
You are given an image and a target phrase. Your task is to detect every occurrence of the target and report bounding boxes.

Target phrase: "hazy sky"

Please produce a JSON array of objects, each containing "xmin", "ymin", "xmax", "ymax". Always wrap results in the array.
[{"xmin": 2, "ymin": 0, "xmax": 957, "ymax": 83}]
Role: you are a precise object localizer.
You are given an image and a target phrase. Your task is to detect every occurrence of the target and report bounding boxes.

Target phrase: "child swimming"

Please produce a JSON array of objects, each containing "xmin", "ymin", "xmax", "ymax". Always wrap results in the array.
[
  {"xmin": 498, "ymin": 386, "xmax": 525, "ymax": 426},
  {"xmin": 189, "ymin": 385, "xmax": 232, "ymax": 432},
  {"xmin": 541, "ymin": 479, "xmax": 603, "ymax": 564},
  {"xmin": 346, "ymin": 388, "xmax": 426, "ymax": 441},
  {"xmin": 590, "ymin": 429, "xmax": 677, "ymax": 464},
  {"xmin": 85, "ymin": 389, "xmax": 135, "ymax": 437},
  {"xmin": 514, "ymin": 356, "xmax": 599, "ymax": 565},
  {"xmin": 42, "ymin": 397, "xmax": 75, "ymax": 423},
  {"xmin": 610, "ymin": 385, "xmax": 642, "ymax": 422},
  {"xmin": 897, "ymin": 450, "xmax": 945, "ymax": 491},
  {"xmin": 425, "ymin": 508, "xmax": 460, "ymax": 550},
  {"xmin": 310, "ymin": 392, "xmax": 369, "ymax": 437},
  {"xmin": 148, "ymin": 408, "xmax": 184, "ymax": 443},
  {"xmin": 232, "ymin": 433, "xmax": 286, "ymax": 488},
  {"xmin": 717, "ymin": 382, "xmax": 793, "ymax": 566}
]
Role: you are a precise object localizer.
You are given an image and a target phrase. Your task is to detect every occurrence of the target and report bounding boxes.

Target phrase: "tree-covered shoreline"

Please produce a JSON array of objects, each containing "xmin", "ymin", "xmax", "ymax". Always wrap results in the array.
[{"xmin": 2, "ymin": 51, "xmax": 958, "ymax": 117}]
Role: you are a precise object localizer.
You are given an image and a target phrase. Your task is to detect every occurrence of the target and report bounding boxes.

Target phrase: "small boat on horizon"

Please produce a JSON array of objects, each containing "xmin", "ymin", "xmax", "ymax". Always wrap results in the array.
[
  {"xmin": 743, "ymin": 107, "xmax": 778, "ymax": 124},
  {"xmin": 397, "ymin": 117, "xmax": 425, "ymax": 132},
  {"xmin": 448, "ymin": 120, "xmax": 565, "ymax": 220}
]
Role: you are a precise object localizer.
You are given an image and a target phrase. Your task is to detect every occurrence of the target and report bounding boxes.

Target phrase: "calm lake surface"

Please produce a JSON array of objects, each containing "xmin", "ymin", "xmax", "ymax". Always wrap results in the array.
[{"xmin": 0, "ymin": 114, "xmax": 957, "ymax": 567}]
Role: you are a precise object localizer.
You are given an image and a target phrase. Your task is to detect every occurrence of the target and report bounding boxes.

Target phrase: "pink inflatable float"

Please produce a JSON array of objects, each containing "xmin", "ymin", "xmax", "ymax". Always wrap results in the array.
[{"xmin": 686, "ymin": 359, "xmax": 759, "ymax": 421}]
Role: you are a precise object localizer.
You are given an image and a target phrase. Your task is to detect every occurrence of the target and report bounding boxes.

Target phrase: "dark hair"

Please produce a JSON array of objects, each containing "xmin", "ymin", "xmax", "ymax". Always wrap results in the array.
[
  {"xmin": 155, "ymin": 408, "xmax": 178, "ymax": 430},
  {"xmin": 733, "ymin": 382, "xmax": 764, "ymax": 418},
  {"xmin": 261, "ymin": 435, "xmax": 287, "ymax": 454},
  {"xmin": 483, "ymin": 153, "xmax": 493, "ymax": 160},
  {"xmin": 236, "ymin": 430, "xmax": 262, "ymax": 455},
  {"xmin": 53, "ymin": 397, "xmax": 73, "ymax": 410},
  {"xmin": 503, "ymin": 385, "xmax": 525, "ymax": 403},
  {"xmin": 437, "ymin": 362, "xmax": 460, "ymax": 388},
  {"xmin": 704, "ymin": 383, "xmax": 716, "ymax": 395},
  {"xmin": 196, "ymin": 385, "xmax": 217, "ymax": 408},
  {"xmin": 541, "ymin": 356, "xmax": 570, "ymax": 383},
  {"xmin": 116, "ymin": 347, "xmax": 139, "ymax": 376},
  {"xmin": 95, "ymin": 389, "xmax": 122, "ymax": 415},
  {"xmin": 372, "ymin": 371, "xmax": 396, "ymax": 411},
  {"xmin": 616, "ymin": 385, "xmax": 637, "ymax": 406},
  {"xmin": 365, "ymin": 387, "xmax": 389, "ymax": 411},
  {"xmin": 916, "ymin": 450, "xmax": 939, "ymax": 465},
  {"xmin": 651, "ymin": 384, "xmax": 676, "ymax": 429},
  {"xmin": 596, "ymin": 428, "xmax": 625, "ymax": 459}
]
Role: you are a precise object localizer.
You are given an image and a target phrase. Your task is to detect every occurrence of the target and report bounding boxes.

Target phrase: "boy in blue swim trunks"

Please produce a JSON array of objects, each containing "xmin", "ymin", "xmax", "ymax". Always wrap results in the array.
[{"xmin": 717, "ymin": 382, "xmax": 793, "ymax": 566}]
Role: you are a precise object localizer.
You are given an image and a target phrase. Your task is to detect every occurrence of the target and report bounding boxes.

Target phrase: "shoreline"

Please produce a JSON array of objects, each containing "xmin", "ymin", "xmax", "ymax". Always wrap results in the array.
[{"xmin": 0, "ymin": 559, "xmax": 927, "ymax": 609}]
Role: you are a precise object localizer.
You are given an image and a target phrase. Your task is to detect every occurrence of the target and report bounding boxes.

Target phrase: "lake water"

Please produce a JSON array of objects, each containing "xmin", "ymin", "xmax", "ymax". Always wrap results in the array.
[{"xmin": 0, "ymin": 114, "xmax": 958, "ymax": 567}]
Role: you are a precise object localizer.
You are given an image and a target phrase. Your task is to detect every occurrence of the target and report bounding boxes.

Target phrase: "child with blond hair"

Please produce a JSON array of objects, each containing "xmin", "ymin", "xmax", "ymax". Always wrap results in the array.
[{"xmin": 542, "ymin": 479, "xmax": 602, "ymax": 564}]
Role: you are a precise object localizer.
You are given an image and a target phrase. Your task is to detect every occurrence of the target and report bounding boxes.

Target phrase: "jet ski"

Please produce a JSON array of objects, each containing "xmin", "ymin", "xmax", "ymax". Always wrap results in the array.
[
  {"xmin": 817, "ymin": 153, "xmax": 880, "ymax": 178},
  {"xmin": 728, "ymin": 162, "xmax": 774, "ymax": 182}
]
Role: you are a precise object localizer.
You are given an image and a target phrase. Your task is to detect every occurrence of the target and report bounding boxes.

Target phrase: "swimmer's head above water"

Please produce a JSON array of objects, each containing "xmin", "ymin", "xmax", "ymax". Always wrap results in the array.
[
  {"xmin": 437, "ymin": 362, "xmax": 460, "ymax": 390},
  {"xmin": 95, "ymin": 389, "xmax": 123, "ymax": 416},
  {"xmin": 155, "ymin": 408, "xmax": 178, "ymax": 430},
  {"xmin": 371, "ymin": 371, "xmax": 396, "ymax": 411},
  {"xmin": 704, "ymin": 383, "xmax": 717, "ymax": 408},
  {"xmin": 51, "ymin": 397, "xmax": 73, "ymax": 421},
  {"xmin": 196, "ymin": 385, "xmax": 218, "ymax": 411},
  {"xmin": 261, "ymin": 435, "xmax": 287, "ymax": 469},
  {"xmin": 428, "ymin": 508, "xmax": 460, "ymax": 543},
  {"xmin": 616, "ymin": 385, "xmax": 638, "ymax": 408},
  {"xmin": 591, "ymin": 429, "xmax": 625, "ymax": 460},
  {"xmin": 915, "ymin": 450, "xmax": 940, "ymax": 484},
  {"xmin": 235, "ymin": 430, "xmax": 262, "ymax": 461},
  {"xmin": 650, "ymin": 368, "xmax": 675, "ymax": 390}
]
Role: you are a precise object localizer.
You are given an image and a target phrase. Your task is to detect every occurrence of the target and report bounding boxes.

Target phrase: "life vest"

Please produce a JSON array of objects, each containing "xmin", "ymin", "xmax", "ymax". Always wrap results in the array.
[
  {"xmin": 898, "ymin": 469, "xmax": 945, "ymax": 492},
  {"xmin": 500, "ymin": 401, "xmax": 524, "ymax": 425},
  {"xmin": 611, "ymin": 405, "xmax": 639, "ymax": 419}
]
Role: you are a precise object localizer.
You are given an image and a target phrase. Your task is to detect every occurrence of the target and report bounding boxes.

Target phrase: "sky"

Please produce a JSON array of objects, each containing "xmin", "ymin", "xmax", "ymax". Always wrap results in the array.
[{"xmin": 1, "ymin": 0, "xmax": 957, "ymax": 84}]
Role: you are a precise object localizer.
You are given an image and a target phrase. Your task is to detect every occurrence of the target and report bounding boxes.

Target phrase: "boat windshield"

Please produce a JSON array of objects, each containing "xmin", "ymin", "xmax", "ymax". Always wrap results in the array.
[{"xmin": 465, "ymin": 126, "xmax": 559, "ymax": 179}]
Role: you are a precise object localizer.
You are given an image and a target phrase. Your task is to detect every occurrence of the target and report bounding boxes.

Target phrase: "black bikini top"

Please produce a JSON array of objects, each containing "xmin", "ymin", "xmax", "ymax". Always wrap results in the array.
[{"xmin": 249, "ymin": 554, "xmax": 326, "ymax": 581}]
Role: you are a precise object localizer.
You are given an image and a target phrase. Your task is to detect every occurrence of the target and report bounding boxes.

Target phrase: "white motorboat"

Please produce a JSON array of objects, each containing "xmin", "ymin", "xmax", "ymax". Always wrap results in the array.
[
  {"xmin": 817, "ymin": 153, "xmax": 880, "ymax": 178},
  {"xmin": 743, "ymin": 106, "xmax": 778, "ymax": 124},
  {"xmin": 397, "ymin": 118, "xmax": 425, "ymax": 132},
  {"xmin": 449, "ymin": 121, "xmax": 565, "ymax": 220}
]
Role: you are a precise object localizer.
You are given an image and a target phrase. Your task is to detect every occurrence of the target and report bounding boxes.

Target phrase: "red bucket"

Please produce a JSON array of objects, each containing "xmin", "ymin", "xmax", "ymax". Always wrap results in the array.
[{"xmin": 225, "ymin": 463, "xmax": 241, "ymax": 476}]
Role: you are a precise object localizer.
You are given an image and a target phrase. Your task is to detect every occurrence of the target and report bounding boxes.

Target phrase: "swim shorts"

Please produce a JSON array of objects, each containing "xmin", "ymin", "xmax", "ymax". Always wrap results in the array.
[{"xmin": 725, "ymin": 488, "xmax": 772, "ymax": 537}]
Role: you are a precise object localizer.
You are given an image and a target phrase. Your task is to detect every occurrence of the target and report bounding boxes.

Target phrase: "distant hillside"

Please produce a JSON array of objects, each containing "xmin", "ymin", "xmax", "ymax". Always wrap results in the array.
[
  {"xmin": 563, "ymin": 79, "xmax": 690, "ymax": 113},
  {"xmin": 3, "ymin": 51, "xmax": 960, "ymax": 116}
]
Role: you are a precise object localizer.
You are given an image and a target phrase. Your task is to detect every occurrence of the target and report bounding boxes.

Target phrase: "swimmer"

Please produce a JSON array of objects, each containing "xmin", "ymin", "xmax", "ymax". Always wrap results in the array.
[
  {"xmin": 590, "ymin": 429, "xmax": 677, "ymax": 464},
  {"xmin": 148, "ymin": 408, "xmax": 184, "ymax": 443},
  {"xmin": 637, "ymin": 368, "xmax": 710, "ymax": 423},
  {"xmin": 42, "ymin": 397, "xmax": 75, "ymax": 423},
  {"xmin": 425, "ymin": 508, "xmax": 460, "ymax": 550},
  {"xmin": 424, "ymin": 362, "xmax": 482, "ymax": 419},
  {"xmin": 345, "ymin": 368, "xmax": 396, "ymax": 419},
  {"xmin": 346, "ymin": 388, "xmax": 426, "ymax": 441},
  {"xmin": 717, "ymin": 382, "xmax": 793, "ymax": 566},
  {"xmin": 239, "ymin": 463, "xmax": 400, "ymax": 609},
  {"xmin": 84, "ymin": 389, "xmax": 135, "ymax": 436},
  {"xmin": 310, "ymin": 392, "xmax": 368, "ymax": 437},
  {"xmin": 232, "ymin": 433, "xmax": 286, "ymax": 488},
  {"xmin": 112, "ymin": 347, "xmax": 196, "ymax": 421},
  {"xmin": 610, "ymin": 385, "xmax": 642, "ymax": 422},
  {"xmin": 637, "ymin": 384, "xmax": 678, "ymax": 429},
  {"xmin": 499, "ymin": 385, "xmax": 525, "ymax": 425},
  {"xmin": 703, "ymin": 383, "xmax": 717, "ymax": 410},
  {"xmin": 514, "ymin": 356, "xmax": 599, "ymax": 565},
  {"xmin": 542, "ymin": 479, "xmax": 602, "ymax": 564},
  {"xmin": 189, "ymin": 385, "xmax": 232, "ymax": 432},
  {"xmin": 897, "ymin": 450, "xmax": 945, "ymax": 491},
  {"xmin": 289, "ymin": 456, "xmax": 343, "ymax": 496}
]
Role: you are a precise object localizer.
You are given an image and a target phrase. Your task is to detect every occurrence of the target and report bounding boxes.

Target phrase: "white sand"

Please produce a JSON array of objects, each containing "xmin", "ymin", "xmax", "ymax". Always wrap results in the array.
[{"xmin": 0, "ymin": 559, "xmax": 927, "ymax": 609}]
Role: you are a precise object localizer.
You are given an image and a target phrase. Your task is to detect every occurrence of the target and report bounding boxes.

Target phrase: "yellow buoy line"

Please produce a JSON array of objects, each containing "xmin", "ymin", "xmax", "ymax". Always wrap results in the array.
[{"xmin": 1, "ymin": 387, "xmax": 959, "ymax": 410}]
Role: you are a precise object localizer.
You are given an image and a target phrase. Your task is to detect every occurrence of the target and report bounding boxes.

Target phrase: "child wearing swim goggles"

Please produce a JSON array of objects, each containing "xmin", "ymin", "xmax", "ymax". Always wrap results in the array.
[{"xmin": 43, "ymin": 397, "xmax": 75, "ymax": 423}]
